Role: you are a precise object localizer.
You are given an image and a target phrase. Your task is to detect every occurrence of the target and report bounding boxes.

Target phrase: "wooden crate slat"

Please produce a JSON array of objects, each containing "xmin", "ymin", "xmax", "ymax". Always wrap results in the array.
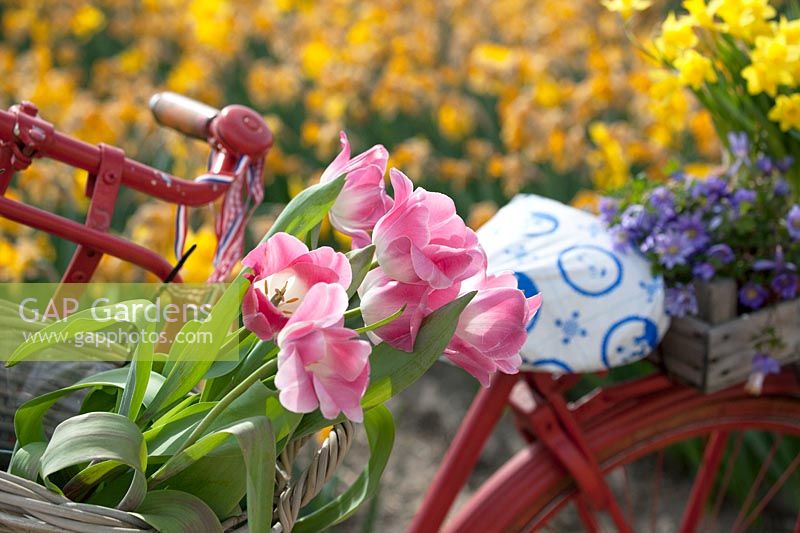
[
  {"xmin": 708, "ymin": 300, "xmax": 800, "ymax": 358},
  {"xmin": 661, "ymin": 332, "xmax": 707, "ymax": 365},
  {"xmin": 662, "ymin": 294, "xmax": 800, "ymax": 394},
  {"xmin": 662, "ymin": 356, "xmax": 705, "ymax": 388}
]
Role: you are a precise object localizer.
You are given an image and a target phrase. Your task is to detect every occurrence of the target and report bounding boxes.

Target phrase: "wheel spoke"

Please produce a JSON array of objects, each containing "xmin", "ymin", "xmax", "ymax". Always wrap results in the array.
[
  {"xmin": 623, "ymin": 465, "xmax": 633, "ymax": 524},
  {"xmin": 575, "ymin": 495, "xmax": 601, "ymax": 533},
  {"xmin": 740, "ymin": 450, "xmax": 800, "ymax": 531},
  {"xmin": 731, "ymin": 434, "xmax": 783, "ymax": 531},
  {"xmin": 650, "ymin": 450, "xmax": 664, "ymax": 533},
  {"xmin": 680, "ymin": 431, "xmax": 730, "ymax": 533},
  {"xmin": 709, "ymin": 432, "xmax": 744, "ymax": 530}
]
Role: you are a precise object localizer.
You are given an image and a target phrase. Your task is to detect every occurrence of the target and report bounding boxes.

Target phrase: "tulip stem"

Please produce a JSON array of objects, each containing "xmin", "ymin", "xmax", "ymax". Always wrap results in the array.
[
  {"xmin": 168, "ymin": 349, "xmax": 279, "ymax": 460},
  {"xmin": 344, "ymin": 307, "xmax": 361, "ymax": 319},
  {"xmin": 355, "ymin": 305, "xmax": 405, "ymax": 334}
]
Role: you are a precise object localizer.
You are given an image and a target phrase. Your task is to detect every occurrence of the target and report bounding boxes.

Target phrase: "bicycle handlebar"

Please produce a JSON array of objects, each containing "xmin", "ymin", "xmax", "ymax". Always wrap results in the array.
[
  {"xmin": 0, "ymin": 108, "xmax": 225, "ymax": 205},
  {"xmin": 149, "ymin": 92, "xmax": 219, "ymax": 141},
  {"xmin": 0, "ymin": 95, "xmax": 273, "ymax": 282}
]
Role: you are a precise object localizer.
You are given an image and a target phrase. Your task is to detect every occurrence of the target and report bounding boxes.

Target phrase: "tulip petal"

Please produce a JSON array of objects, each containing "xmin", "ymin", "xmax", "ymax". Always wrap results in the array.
[
  {"xmin": 242, "ymin": 232, "xmax": 309, "ymax": 278},
  {"xmin": 275, "ymin": 348, "xmax": 320, "ymax": 414},
  {"xmin": 284, "ymin": 283, "xmax": 348, "ymax": 329},
  {"xmin": 242, "ymin": 284, "xmax": 287, "ymax": 340}
]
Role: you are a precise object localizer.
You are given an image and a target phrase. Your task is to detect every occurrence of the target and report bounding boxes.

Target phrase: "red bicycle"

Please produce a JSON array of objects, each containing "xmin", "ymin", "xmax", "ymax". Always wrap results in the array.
[{"xmin": 2, "ymin": 94, "xmax": 799, "ymax": 532}]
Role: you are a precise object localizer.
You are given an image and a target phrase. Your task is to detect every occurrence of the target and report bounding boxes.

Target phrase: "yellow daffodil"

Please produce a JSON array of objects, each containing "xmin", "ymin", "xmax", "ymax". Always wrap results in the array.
[
  {"xmin": 683, "ymin": 0, "xmax": 717, "ymax": 28},
  {"xmin": 674, "ymin": 49, "xmax": 717, "ymax": 89},
  {"xmin": 601, "ymin": 0, "xmax": 652, "ymax": 20},
  {"xmin": 70, "ymin": 5, "xmax": 106, "ymax": 40},
  {"xmin": 768, "ymin": 94, "xmax": 800, "ymax": 131},
  {"xmin": 713, "ymin": 0, "xmax": 775, "ymax": 41},
  {"xmin": 437, "ymin": 97, "xmax": 475, "ymax": 141},
  {"xmin": 741, "ymin": 34, "xmax": 798, "ymax": 96},
  {"xmin": 656, "ymin": 13, "xmax": 699, "ymax": 59}
]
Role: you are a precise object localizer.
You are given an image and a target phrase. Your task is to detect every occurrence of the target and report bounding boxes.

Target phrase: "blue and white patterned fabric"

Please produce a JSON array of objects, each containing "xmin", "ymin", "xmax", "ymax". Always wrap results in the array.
[{"xmin": 477, "ymin": 194, "xmax": 670, "ymax": 373}]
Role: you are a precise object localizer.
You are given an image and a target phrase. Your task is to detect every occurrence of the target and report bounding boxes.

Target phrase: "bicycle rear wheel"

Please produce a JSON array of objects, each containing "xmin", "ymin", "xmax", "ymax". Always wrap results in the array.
[{"xmin": 445, "ymin": 375, "xmax": 800, "ymax": 532}]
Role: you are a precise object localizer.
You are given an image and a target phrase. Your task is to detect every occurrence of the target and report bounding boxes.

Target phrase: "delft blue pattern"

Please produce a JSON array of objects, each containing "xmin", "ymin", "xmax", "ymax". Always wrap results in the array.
[
  {"xmin": 555, "ymin": 311, "xmax": 588, "ymax": 345},
  {"xmin": 513, "ymin": 271, "xmax": 540, "ymax": 332},
  {"xmin": 526, "ymin": 212, "xmax": 560, "ymax": 237},
  {"xmin": 476, "ymin": 194, "xmax": 670, "ymax": 373},
  {"xmin": 557, "ymin": 244, "xmax": 623, "ymax": 297},
  {"xmin": 601, "ymin": 316, "xmax": 659, "ymax": 368},
  {"xmin": 639, "ymin": 277, "xmax": 662, "ymax": 304}
]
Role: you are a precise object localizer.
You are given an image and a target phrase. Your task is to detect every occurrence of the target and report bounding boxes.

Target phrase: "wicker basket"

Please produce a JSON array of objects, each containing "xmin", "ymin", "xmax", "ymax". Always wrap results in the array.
[
  {"xmin": 0, "ymin": 420, "xmax": 354, "ymax": 532},
  {"xmin": 1, "ymin": 362, "xmax": 115, "ymax": 450},
  {"xmin": 659, "ymin": 279, "xmax": 800, "ymax": 393}
]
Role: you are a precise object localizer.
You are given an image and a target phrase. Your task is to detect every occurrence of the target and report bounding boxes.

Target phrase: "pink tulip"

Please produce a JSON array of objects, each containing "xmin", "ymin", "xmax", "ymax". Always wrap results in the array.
[
  {"xmin": 275, "ymin": 283, "xmax": 371, "ymax": 422},
  {"xmin": 242, "ymin": 233, "xmax": 352, "ymax": 340},
  {"xmin": 372, "ymin": 169, "xmax": 485, "ymax": 289},
  {"xmin": 358, "ymin": 267, "xmax": 459, "ymax": 351},
  {"xmin": 444, "ymin": 272, "xmax": 542, "ymax": 387},
  {"xmin": 320, "ymin": 132, "xmax": 392, "ymax": 248}
]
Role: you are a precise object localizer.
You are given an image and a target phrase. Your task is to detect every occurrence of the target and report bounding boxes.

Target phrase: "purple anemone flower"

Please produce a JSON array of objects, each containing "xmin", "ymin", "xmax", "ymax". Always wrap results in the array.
[
  {"xmin": 747, "ymin": 352, "xmax": 781, "ymax": 395},
  {"xmin": 708, "ymin": 243, "xmax": 735, "ymax": 265},
  {"xmin": 599, "ymin": 197, "xmax": 619, "ymax": 225},
  {"xmin": 648, "ymin": 186, "xmax": 675, "ymax": 212},
  {"xmin": 654, "ymin": 230, "xmax": 692, "ymax": 268},
  {"xmin": 665, "ymin": 284, "xmax": 698, "ymax": 317},
  {"xmin": 732, "ymin": 188, "xmax": 756, "ymax": 210},
  {"xmin": 609, "ymin": 225, "xmax": 631, "ymax": 253},
  {"xmin": 692, "ymin": 262, "xmax": 715, "ymax": 281},
  {"xmin": 728, "ymin": 132, "xmax": 749, "ymax": 159},
  {"xmin": 753, "ymin": 246, "xmax": 796, "ymax": 273},
  {"xmin": 776, "ymin": 156, "xmax": 795, "ymax": 174},
  {"xmin": 775, "ymin": 179, "xmax": 791, "ymax": 197},
  {"xmin": 756, "ymin": 156, "xmax": 774, "ymax": 174},
  {"xmin": 752, "ymin": 352, "xmax": 781, "ymax": 375},
  {"xmin": 771, "ymin": 271, "xmax": 799, "ymax": 300},
  {"xmin": 787, "ymin": 205, "xmax": 800, "ymax": 240},
  {"xmin": 676, "ymin": 212, "xmax": 710, "ymax": 252},
  {"xmin": 691, "ymin": 177, "xmax": 729, "ymax": 203},
  {"xmin": 739, "ymin": 282, "xmax": 769, "ymax": 310},
  {"xmin": 620, "ymin": 204, "xmax": 652, "ymax": 237}
]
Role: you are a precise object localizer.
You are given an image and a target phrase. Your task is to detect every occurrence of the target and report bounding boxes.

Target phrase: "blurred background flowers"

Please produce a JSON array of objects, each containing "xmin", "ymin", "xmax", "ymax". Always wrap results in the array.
[{"xmin": 0, "ymin": 0, "xmax": 720, "ymax": 282}]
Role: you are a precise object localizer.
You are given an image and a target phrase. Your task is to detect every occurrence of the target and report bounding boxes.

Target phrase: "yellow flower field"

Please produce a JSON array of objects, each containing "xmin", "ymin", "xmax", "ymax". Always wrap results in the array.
[{"xmin": 0, "ymin": 0, "xmax": 717, "ymax": 281}]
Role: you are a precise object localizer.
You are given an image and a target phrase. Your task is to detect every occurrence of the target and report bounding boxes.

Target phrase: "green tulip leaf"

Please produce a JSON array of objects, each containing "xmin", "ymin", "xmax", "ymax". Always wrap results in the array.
[
  {"xmin": 264, "ymin": 174, "xmax": 346, "ymax": 241},
  {"xmin": 133, "ymin": 490, "xmax": 223, "ymax": 533},
  {"xmin": 40, "ymin": 412, "xmax": 147, "ymax": 511}
]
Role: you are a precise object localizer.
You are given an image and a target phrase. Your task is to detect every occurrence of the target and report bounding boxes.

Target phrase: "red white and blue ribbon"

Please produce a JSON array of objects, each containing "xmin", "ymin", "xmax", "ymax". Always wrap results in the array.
[{"xmin": 174, "ymin": 148, "xmax": 265, "ymax": 282}]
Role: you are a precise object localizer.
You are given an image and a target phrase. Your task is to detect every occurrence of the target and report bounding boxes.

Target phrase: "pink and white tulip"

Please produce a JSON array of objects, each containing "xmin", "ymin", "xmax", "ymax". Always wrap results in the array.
[
  {"xmin": 358, "ymin": 267, "xmax": 459, "ymax": 351},
  {"xmin": 372, "ymin": 169, "xmax": 485, "ymax": 290},
  {"xmin": 242, "ymin": 232, "xmax": 352, "ymax": 340},
  {"xmin": 444, "ymin": 272, "xmax": 542, "ymax": 386},
  {"xmin": 320, "ymin": 132, "xmax": 392, "ymax": 248},
  {"xmin": 275, "ymin": 283, "xmax": 371, "ymax": 422}
]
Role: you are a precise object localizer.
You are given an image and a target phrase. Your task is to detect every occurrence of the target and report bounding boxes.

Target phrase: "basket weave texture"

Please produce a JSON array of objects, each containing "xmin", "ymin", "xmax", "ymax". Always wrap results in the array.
[{"xmin": 0, "ymin": 420, "xmax": 354, "ymax": 532}]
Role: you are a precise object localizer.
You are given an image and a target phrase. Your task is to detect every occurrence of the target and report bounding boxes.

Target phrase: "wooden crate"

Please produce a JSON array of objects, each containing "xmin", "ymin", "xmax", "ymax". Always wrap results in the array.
[{"xmin": 659, "ymin": 280, "xmax": 800, "ymax": 393}]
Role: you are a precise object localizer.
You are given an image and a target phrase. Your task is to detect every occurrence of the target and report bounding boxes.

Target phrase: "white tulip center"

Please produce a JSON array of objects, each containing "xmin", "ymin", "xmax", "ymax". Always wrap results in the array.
[{"xmin": 253, "ymin": 269, "xmax": 307, "ymax": 316}]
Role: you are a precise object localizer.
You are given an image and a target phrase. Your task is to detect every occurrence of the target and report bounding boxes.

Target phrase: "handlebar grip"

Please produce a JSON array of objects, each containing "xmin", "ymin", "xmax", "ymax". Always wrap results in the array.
[{"xmin": 149, "ymin": 92, "xmax": 220, "ymax": 141}]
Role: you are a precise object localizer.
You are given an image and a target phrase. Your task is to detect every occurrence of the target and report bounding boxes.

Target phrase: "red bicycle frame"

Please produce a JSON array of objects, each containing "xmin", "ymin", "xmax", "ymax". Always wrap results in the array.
[
  {"xmin": 0, "ymin": 93, "xmax": 273, "ymax": 283},
  {"xmin": 410, "ymin": 366, "xmax": 800, "ymax": 532}
]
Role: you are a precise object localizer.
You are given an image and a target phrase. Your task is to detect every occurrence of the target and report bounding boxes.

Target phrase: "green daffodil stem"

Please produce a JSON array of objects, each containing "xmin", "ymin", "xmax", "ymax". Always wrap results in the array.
[{"xmin": 172, "ymin": 350, "xmax": 279, "ymax": 457}]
